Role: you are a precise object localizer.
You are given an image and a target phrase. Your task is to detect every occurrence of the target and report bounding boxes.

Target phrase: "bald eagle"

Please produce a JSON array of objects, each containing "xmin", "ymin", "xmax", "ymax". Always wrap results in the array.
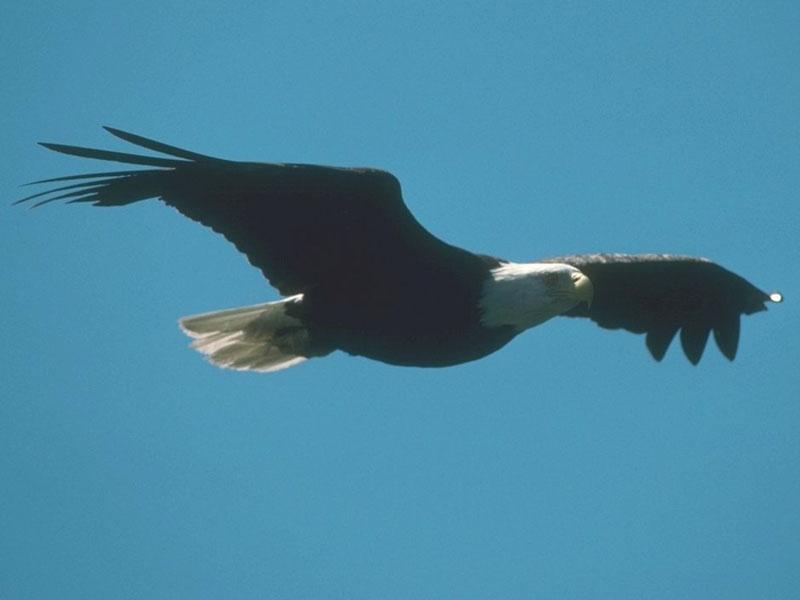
[{"xmin": 18, "ymin": 128, "xmax": 781, "ymax": 371}]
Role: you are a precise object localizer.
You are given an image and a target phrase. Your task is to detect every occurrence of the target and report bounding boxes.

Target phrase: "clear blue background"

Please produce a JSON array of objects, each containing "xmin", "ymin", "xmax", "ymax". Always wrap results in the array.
[{"xmin": 2, "ymin": 2, "xmax": 799, "ymax": 598}]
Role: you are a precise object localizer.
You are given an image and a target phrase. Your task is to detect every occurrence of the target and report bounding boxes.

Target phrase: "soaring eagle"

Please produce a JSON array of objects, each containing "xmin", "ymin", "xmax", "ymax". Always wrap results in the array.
[{"xmin": 18, "ymin": 128, "xmax": 782, "ymax": 372}]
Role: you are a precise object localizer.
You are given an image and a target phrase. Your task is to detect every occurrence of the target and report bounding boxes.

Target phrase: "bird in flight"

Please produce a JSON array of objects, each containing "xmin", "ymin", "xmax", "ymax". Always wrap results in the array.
[{"xmin": 18, "ymin": 127, "xmax": 782, "ymax": 372}]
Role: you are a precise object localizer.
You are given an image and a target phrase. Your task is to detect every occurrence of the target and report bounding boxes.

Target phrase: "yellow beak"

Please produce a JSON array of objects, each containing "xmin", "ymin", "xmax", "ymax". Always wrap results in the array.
[{"xmin": 571, "ymin": 271, "xmax": 594, "ymax": 308}]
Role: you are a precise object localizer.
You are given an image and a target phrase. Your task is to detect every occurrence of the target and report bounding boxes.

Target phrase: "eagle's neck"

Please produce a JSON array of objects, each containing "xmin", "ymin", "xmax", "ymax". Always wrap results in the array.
[{"xmin": 479, "ymin": 261, "xmax": 591, "ymax": 331}]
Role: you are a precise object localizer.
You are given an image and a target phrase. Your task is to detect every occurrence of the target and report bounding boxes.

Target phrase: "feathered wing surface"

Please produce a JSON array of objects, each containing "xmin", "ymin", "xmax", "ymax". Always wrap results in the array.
[
  {"xmin": 18, "ymin": 127, "xmax": 477, "ymax": 297},
  {"xmin": 542, "ymin": 253, "xmax": 780, "ymax": 364}
]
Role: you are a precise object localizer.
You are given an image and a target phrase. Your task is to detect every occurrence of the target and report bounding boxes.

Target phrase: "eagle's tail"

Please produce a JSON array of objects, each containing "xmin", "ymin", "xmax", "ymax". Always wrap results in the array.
[{"xmin": 179, "ymin": 295, "xmax": 310, "ymax": 372}]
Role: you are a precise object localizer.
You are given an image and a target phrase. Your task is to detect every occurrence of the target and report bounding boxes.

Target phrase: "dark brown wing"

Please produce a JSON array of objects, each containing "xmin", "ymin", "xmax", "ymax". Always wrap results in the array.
[
  {"xmin": 540, "ymin": 253, "xmax": 780, "ymax": 364},
  {"xmin": 18, "ymin": 127, "xmax": 478, "ymax": 296}
]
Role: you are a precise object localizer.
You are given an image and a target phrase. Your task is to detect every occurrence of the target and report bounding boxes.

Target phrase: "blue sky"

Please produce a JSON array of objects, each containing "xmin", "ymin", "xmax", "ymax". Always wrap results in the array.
[{"xmin": 2, "ymin": 2, "xmax": 799, "ymax": 598}]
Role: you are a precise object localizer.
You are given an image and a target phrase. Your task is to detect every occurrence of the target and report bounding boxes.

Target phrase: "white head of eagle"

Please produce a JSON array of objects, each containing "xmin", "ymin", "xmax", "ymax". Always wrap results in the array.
[{"xmin": 480, "ymin": 262, "xmax": 594, "ymax": 331}]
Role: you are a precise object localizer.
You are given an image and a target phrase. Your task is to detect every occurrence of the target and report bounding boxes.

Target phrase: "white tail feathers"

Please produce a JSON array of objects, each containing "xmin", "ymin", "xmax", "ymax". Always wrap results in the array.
[{"xmin": 179, "ymin": 295, "xmax": 309, "ymax": 372}]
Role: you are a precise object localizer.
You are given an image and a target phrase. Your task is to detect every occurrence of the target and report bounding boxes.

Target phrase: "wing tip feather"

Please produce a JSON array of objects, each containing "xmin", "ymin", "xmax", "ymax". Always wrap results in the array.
[{"xmin": 680, "ymin": 325, "xmax": 710, "ymax": 366}]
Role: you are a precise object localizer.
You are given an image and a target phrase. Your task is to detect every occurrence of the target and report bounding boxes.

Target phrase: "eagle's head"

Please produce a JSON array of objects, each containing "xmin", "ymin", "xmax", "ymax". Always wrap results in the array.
[{"xmin": 480, "ymin": 262, "xmax": 594, "ymax": 331}]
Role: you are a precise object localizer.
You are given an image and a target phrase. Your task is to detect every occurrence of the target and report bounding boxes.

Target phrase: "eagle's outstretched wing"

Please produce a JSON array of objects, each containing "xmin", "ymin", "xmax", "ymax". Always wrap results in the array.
[
  {"xmin": 542, "ymin": 253, "xmax": 780, "ymax": 364},
  {"xmin": 18, "ymin": 127, "xmax": 479, "ymax": 296}
]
